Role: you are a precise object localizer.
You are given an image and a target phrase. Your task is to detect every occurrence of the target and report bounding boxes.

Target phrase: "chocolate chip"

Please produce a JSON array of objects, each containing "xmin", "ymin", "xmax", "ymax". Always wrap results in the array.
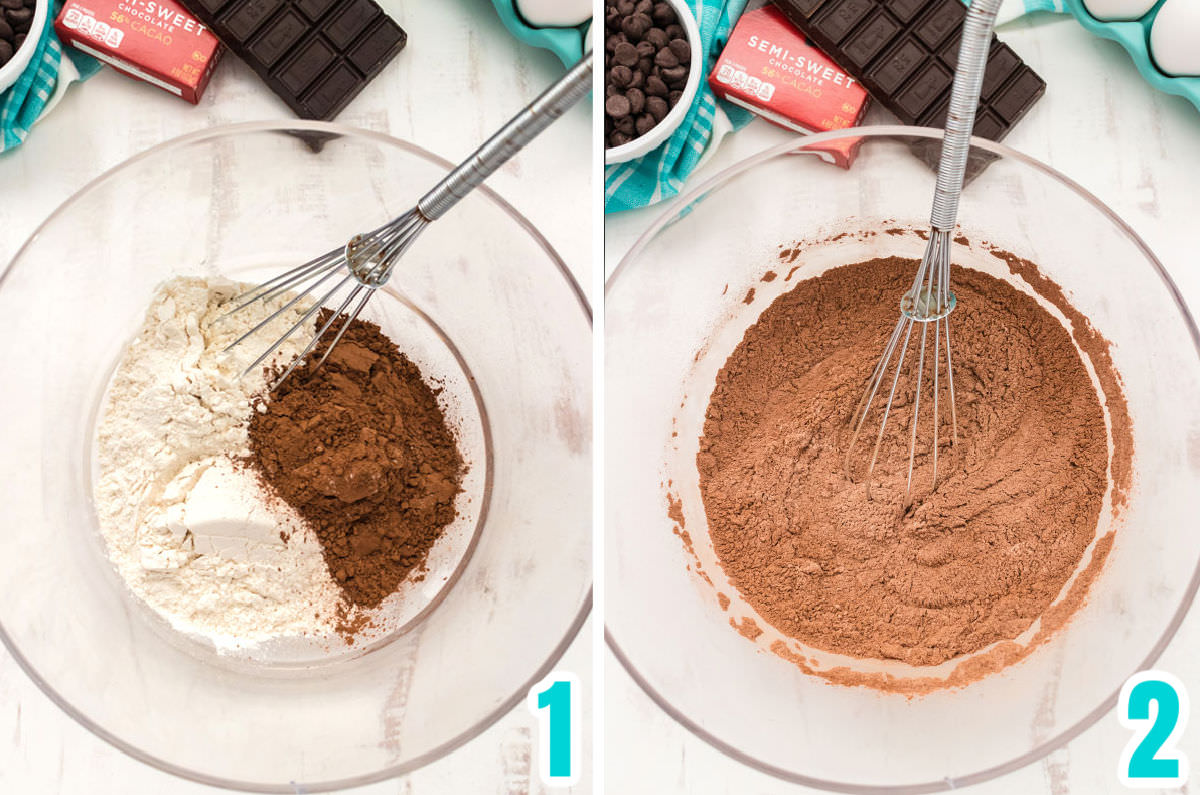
[
  {"xmin": 613, "ymin": 41, "xmax": 638, "ymax": 67},
  {"xmin": 669, "ymin": 39, "xmax": 690, "ymax": 63},
  {"xmin": 12, "ymin": 31, "xmax": 22, "ymax": 48},
  {"xmin": 662, "ymin": 65, "xmax": 688, "ymax": 84},
  {"xmin": 616, "ymin": 116, "xmax": 636, "ymax": 134},
  {"xmin": 611, "ymin": 131, "xmax": 631, "ymax": 146},
  {"xmin": 646, "ymin": 95, "xmax": 669, "ymax": 121},
  {"xmin": 635, "ymin": 0, "xmax": 653, "ymax": 13},
  {"xmin": 645, "ymin": 74, "xmax": 668, "ymax": 97},
  {"xmin": 605, "ymin": 94, "xmax": 632, "ymax": 118},
  {"xmin": 645, "ymin": 27, "xmax": 668, "ymax": 48},
  {"xmin": 621, "ymin": 12, "xmax": 651, "ymax": 40},
  {"xmin": 635, "ymin": 39, "xmax": 655, "ymax": 58},
  {"xmin": 627, "ymin": 87, "xmax": 646, "ymax": 114},
  {"xmin": 636, "ymin": 113, "xmax": 657, "ymax": 135},
  {"xmin": 610, "ymin": 64, "xmax": 633, "ymax": 88},
  {"xmin": 0, "ymin": 19, "xmax": 11, "ymax": 40},
  {"xmin": 652, "ymin": 2, "xmax": 676, "ymax": 25},
  {"xmin": 616, "ymin": 0, "xmax": 634, "ymax": 13},
  {"xmin": 0, "ymin": 0, "xmax": 22, "ymax": 10},
  {"xmin": 6, "ymin": 6, "xmax": 31, "ymax": 30},
  {"xmin": 638, "ymin": 56, "xmax": 653, "ymax": 74},
  {"xmin": 655, "ymin": 48, "xmax": 679, "ymax": 69},
  {"xmin": 666, "ymin": 23, "xmax": 684, "ymax": 39},
  {"xmin": 669, "ymin": 89, "xmax": 683, "ymax": 104},
  {"xmin": 0, "ymin": 39, "xmax": 11, "ymax": 64}
]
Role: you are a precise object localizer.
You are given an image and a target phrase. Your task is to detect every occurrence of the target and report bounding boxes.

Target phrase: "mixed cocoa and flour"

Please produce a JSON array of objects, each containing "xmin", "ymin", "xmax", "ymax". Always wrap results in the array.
[{"xmin": 698, "ymin": 255, "xmax": 1131, "ymax": 671}]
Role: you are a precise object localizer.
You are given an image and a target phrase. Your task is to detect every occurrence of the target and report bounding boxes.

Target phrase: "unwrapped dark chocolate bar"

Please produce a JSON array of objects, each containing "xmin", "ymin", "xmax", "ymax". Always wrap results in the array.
[
  {"xmin": 178, "ymin": 0, "xmax": 406, "ymax": 119},
  {"xmin": 771, "ymin": 0, "xmax": 1045, "ymax": 177}
]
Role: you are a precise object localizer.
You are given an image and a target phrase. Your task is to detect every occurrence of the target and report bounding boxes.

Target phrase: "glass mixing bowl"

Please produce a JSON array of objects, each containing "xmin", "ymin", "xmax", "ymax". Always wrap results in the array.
[
  {"xmin": 606, "ymin": 126, "xmax": 1200, "ymax": 792},
  {"xmin": 0, "ymin": 121, "xmax": 591, "ymax": 791}
]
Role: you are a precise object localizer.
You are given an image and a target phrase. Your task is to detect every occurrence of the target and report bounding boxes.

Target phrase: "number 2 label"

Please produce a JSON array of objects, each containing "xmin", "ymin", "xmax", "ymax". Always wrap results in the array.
[
  {"xmin": 528, "ymin": 672, "xmax": 581, "ymax": 787},
  {"xmin": 1119, "ymin": 670, "xmax": 1189, "ymax": 788}
]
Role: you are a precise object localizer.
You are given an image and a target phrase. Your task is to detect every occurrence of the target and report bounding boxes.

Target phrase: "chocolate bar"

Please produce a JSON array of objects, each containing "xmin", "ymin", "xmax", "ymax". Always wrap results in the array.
[
  {"xmin": 710, "ymin": 5, "xmax": 871, "ymax": 168},
  {"xmin": 178, "ymin": 0, "xmax": 406, "ymax": 119},
  {"xmin": 57, "ymin": 0, "xmax": 222, "ymax": 104},
  {"xmin": 771, "ymin": 0, "xmax": 1045, "ymax": 173}
]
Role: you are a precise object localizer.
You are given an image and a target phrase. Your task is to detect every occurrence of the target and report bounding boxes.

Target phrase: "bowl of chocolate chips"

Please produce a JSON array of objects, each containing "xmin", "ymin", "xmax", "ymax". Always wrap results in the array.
[
  {"xmin": 0, "ymin": 0, "xmax": 46, "ymax": 93},
  {"xmin": 604, "ymin": 0, "xmax": 702, "ymax": 163}
]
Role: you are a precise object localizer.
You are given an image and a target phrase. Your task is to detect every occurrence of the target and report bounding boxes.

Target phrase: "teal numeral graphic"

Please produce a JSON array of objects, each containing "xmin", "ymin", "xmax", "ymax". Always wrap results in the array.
[
  {"xmin": 1119, "ymin": 670, "xmax": 1190, "ymax": 788},
  {"xmin": 528, "ymin": 672, "xmax": 581, "ymax": 787},
  {"xmin": 539, "ymin": 680, "xmax": 571, "ymax": 777}
]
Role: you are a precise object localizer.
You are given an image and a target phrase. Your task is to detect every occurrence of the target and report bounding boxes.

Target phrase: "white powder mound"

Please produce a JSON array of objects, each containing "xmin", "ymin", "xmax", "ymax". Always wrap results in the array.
[{"xmin": 93, "ymin": 276, "xmax": 343, "ymax": 651}]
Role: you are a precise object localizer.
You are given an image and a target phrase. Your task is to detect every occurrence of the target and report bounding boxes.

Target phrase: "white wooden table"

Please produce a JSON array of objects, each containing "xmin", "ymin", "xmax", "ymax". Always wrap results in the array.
[
  {"xmin": 605, "ymin": 11, "xmax": 1200, "ymax": 795},
  {"xmin": 0, "ymin": 1, "xmax": 592, "ymax": 792}
]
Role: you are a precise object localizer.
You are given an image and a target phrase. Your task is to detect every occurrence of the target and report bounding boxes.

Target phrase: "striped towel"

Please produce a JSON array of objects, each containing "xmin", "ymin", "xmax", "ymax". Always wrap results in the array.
[
  {"xmin": 605, "ymin": 0, "xmax": 1066, "ymax": 213},
  {"xmin": 0, "ymin": 1, "xmax": 100, "ymax": 154},
  {"xmin": 604, "ymin": 0, "xmax": 753, "ymax": 214}
]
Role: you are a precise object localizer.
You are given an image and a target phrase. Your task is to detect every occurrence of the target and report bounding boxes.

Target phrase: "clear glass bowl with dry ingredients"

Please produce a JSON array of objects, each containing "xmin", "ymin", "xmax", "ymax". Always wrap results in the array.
[
  {"xmin": 0, "ymin": 122, "xmax": 590, "ymax": 790},
  {"xmin": 606, "ymin": 126, "xmax": 1200, "ymax": 791}
]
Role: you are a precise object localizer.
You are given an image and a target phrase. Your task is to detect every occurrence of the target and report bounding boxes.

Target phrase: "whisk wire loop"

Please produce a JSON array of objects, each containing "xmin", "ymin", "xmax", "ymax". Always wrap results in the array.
[
  {"xmin": 219, "ymin": 250, "xmax": 341, "ymax": 320},
  {"xmin": 218, "ymin": 56, "xmax": 593, "ymax": 390},
  {"xmin": 846, "ymin": 229, "xmax": 960, "ymax": 505},
  {"xmin": 223, "ymin": 259, "xmax": 346, "ymax": 356},
  {"xmin": 845, "ymin": 0, "xmax": 1001, "ymax": 502}
]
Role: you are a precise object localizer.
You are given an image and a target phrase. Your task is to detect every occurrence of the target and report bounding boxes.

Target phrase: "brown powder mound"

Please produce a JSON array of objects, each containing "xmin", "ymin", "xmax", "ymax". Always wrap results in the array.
[
  {"xmin": 248, "ymin": 310, "xmax": 464, "ymax": 612},
  {"xmin": 698, "ymin": 256, "xmax": 1118, "ymax": 667}
]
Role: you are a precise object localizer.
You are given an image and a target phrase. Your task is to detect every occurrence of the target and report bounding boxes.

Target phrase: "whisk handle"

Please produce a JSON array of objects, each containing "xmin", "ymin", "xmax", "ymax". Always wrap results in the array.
[
  {"xmin": 929, "ymin": 0, "xmax": 1002, "ymax": 232},
  {"xmin": 417, "ymin": 56, "xmax": 594, "ymax": 221}
]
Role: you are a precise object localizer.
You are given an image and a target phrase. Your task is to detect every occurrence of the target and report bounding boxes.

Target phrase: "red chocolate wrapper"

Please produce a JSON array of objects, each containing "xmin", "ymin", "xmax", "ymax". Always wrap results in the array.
[
  {"xmin": 710, "ymin": 5, "xmax": 869, "ymax": 168},
  {"xmin": 56, "ymin": 0, "xmax": 221, "ymax": 103}
]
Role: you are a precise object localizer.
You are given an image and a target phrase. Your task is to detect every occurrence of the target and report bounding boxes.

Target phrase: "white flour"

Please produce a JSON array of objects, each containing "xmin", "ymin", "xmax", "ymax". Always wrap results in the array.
[{"xmin": 93, "ymin": 276, "xmax": 343, "ymax": 651}]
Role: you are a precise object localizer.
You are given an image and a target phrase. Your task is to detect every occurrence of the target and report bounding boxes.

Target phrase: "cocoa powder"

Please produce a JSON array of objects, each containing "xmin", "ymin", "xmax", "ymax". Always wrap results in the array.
[
  {"xmin": 698, "ymin": 256, "xmax": 1127, "ymax": 667},
  {"xmin": 248, "ymin": 310, "xmax": 464, "ymax": 614}
]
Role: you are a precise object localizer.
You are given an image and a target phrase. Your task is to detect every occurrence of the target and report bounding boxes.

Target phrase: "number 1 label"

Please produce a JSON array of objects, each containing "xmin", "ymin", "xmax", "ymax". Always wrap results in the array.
[
  {"xmin": 528, "ymin": 672, "xmax": 581, "ymax": 787},
  {"xmin": 1119, "ymin": 670, "xmax": 1189, "ymax": 788}
]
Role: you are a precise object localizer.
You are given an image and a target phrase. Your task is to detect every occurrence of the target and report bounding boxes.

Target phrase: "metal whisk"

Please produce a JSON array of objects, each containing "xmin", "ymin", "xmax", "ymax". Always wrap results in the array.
[
  {"xmin": 222, "ymin": 56, "xmax": 593, "ymax": 389},
  {"xmin": 845, "ymin": 0, "xmax": 1001, "ymax": 505}
]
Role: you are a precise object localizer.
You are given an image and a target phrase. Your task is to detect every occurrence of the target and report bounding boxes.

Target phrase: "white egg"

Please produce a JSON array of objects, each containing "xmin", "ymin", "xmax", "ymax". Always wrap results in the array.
[
  {"xmin": 1082, "ymin": 0, "xmax": 1157, "ymax": 20},
  {"xmin": 515, "ymin": 0, "xmax": 592, "ymax": 28},
  {"xmin": 1151, "ymin": 0, "xmax": 1200, "ymax": 76}
]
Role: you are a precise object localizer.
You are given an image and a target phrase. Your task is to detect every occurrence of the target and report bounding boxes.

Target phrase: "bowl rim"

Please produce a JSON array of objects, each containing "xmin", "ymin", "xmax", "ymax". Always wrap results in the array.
[
  {"xmin": 603, "ymin": 0, "xmax": 704, "ymax": 164},
  {"xmin": 0, "ymin": 0, "xmax": 50, "ymax": 94},
  {"xmin": 0, "ymin": 119, "xmax": 593, "ymax": 793},
  {"xmin": 605, "ymin": 124, "xmax": 1200, "ymax": 793}
]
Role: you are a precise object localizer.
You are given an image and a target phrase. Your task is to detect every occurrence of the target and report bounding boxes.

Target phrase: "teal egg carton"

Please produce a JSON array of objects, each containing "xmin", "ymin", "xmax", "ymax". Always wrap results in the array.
[
  {"xmin": 1063, "ymin": 0, "xmax": 1200, "ymax": 112},
  {"xmin": 489, "ymin": 0, "xmax": 589, "ymax": 67}
]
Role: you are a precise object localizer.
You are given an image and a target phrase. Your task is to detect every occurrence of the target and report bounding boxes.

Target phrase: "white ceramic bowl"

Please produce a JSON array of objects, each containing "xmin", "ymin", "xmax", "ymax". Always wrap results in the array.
[
  {"xmin": 604, "ymin": 0, "xmax": 703, "ymax": 164},
  {"xmin": 0, "ymin": 0, "xmax": 49, "ymax": 95}
]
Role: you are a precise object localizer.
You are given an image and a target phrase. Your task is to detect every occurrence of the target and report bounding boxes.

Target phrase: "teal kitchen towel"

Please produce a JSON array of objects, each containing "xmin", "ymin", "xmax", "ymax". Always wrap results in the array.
[{"xmin": 1, "ymin": 1, "xmax": 100, "ymax": 154}]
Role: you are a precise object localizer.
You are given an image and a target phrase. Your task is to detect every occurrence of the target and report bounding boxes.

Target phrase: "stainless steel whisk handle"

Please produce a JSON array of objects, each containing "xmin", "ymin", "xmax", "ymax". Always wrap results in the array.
[
  {"xmin": 929, "ymin": 0, "xmax": 1002, "ymax": 232},
  {"xmin": 417, "ymin": 56, "xmax": 594, "ymax": 222}
]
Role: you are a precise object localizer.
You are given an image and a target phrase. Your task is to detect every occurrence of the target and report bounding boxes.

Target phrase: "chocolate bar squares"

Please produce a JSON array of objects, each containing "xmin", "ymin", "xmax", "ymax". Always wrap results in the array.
[
  {"xmin": 179, "ymin": 0, "xmax": 406, "ymax": 119},
  {"xmin": 772, "ymin": 0, "xmax": 1045, "ymax": 171}
]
